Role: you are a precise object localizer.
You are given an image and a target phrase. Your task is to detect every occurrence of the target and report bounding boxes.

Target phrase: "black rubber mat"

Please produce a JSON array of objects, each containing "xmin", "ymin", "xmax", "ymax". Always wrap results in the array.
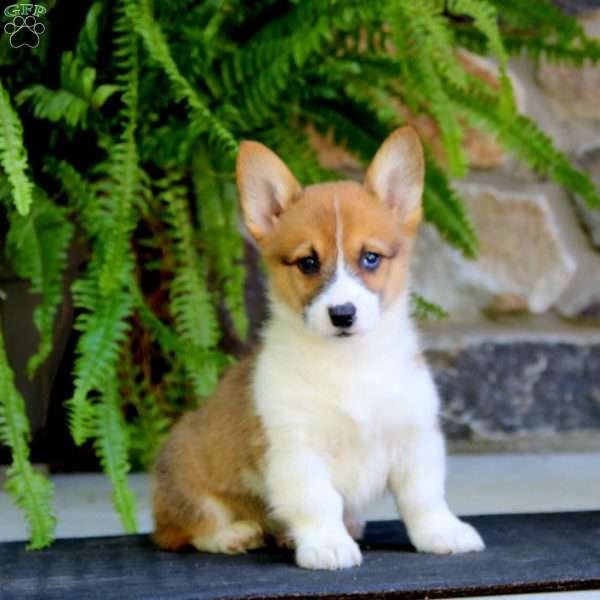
[{"xmin": 2, "ymin": 512, "xmax": 600, "ymax": 599}]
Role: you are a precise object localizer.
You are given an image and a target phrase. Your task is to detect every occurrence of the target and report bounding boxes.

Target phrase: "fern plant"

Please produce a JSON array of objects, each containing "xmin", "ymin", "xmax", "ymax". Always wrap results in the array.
[{"xmin": 1, "ymin": 0, "xmax": 599, "ymax": 549}]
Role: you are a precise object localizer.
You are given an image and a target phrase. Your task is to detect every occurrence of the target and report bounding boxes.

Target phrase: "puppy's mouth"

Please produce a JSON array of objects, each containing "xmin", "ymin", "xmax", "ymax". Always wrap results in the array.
[{"xmin": 335, "ymin": 331, "xmax": 354, "ymax": 338}]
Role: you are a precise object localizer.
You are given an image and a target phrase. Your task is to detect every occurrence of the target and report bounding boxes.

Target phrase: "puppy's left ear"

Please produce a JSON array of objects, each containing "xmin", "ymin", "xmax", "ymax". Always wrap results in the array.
[{"xmin": 364, "ymin": 127, "xmax": 424, "ymax": 219}]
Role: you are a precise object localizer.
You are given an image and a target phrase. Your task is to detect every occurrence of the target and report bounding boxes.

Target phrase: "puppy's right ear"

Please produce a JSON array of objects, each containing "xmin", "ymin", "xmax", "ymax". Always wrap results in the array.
[{"xmin": 236, "ymin": 141, "xmax": 302, "ymax": 241}]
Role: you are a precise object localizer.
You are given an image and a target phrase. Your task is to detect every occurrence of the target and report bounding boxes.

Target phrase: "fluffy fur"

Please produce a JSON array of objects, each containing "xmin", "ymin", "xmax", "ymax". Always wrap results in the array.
[{"xmin": 152, "ymin": 127, "xmax": 484, "ymax": 569}]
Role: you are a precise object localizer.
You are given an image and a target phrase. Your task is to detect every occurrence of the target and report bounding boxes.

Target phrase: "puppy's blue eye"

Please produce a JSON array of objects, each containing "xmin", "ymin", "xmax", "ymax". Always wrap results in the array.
[
  {"xmin": 297, "ymin": 255, "xmax": 320, "ymax": 275},
  {"xmin": 360, "ymin": 251, "xmax": 381, "ymax": 271}
]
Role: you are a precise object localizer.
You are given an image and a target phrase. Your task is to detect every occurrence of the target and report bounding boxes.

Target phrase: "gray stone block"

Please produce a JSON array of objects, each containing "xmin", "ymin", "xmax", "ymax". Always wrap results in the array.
[{"xmin": 429, "ymin": 341, "xmax": 600, "ymax": 445}]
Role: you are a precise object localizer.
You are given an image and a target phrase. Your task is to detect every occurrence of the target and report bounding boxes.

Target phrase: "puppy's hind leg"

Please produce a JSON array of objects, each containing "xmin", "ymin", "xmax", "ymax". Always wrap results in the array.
[
  {"xmin": 187, "ymin": 495, "xmax": 262, "ymax": 554},
  {"xmin": 154, "ymin": 487, "xmax": 265, "ymax": 554}
]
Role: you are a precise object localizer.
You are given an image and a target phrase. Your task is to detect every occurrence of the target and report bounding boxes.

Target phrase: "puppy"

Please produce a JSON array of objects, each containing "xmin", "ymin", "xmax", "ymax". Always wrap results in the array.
[{"xmin": 152, "ymin": 126, "xmax": 484, "ymax": 570}]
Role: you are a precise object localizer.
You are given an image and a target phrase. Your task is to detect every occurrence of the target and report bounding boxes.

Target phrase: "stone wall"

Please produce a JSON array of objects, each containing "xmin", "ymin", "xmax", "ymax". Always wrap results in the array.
[
  {"xmin": 422, "ymin": 10, "xmax": 600, "ymax": 451},
  {"xmin": 413, "ymin": 10, "xmax": 600, "ymax": 323}
]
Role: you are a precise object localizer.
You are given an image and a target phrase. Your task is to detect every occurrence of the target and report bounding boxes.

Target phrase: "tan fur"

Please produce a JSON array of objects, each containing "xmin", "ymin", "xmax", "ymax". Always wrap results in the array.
[{"xmin": 152, "ymin": 354, "xmax": 271, "ymax": 551}]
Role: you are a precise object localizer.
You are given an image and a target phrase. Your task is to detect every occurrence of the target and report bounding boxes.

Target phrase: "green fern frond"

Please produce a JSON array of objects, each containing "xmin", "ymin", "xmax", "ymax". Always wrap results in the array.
[
  {"xmin": 448, "ymin": 0, "xmax": 514, "ymax": 116},
  {"xmin": 76, "ymin": 2, "xmax": 103, "ymax": 66},
  {"xmin": 122, "ymin": 355, "xmax": 170, "ymax": 470},
  {"xmin": 160, "ymin": 173, "xmax": 221, "ymax": 398},
  {"xmin": 130, "ymin": 279, "xmax": 182, "ymax": 357},
  {"xmin": 6, "ymin": 192, "xmax": 74, "ymax": 376},
  {"xmin": 423, "ymin": 156, "xmax": 478, "ymax": 257},
  {"xmin": 129, "ymin": 0, "xmax": 238, "ymax": 159},
  {"xmin": 97, "ymin": 0, "xmax": 144, "ymax": 295},
  {"xmin": 16, "ymin": 53, "xmax": 118, "ymax": 130},
  {"xmin": 50, "ymin": 160, "xmax": 102, "ymax": 236},
  {"xmin": 450, "ymin": 85, "xmax": 600, "ymax": 209},
  {"xmin": 0, "ymin": 81, "xmax": 33, "ymax": 215},
  {"xmin": 69, "ymin": 269, "xmax": 133, "ymax": 445},
  {"xmin": 0, "ymin": 330, "xmax": 55, "ymax": 549},
  {"xmin": 453, "ymin": 22, "xmax": 600, "ymax": 66},
  {"xmin": 503, "ymin": 34, "xmax": 600, "ymax": 65},
  {"xmin": 94, "ymin": 381, "xmax": 138, "ymax": 533},
  {"xmin": 260, "ymin": 124, "xmax": 338, "ymax": 184},
  {"xmin": 389, "ymin": 0, "xmax": 467, "ymax": 176},
  {"xmin": 225, "ymin": 0, "xmax": 379, "ymax": 131},
  {"xmin": 410, "ymin": 293, "xmax": 448, "ymax": 320},
  {"xmin": 487, "ymin": 0, "xmax": 584, "ymax": 42},
  {"xmin": 223, "ymin": 3, "xmax": 332, "ymax": 129},
  {"xmin": 192, "ymin": 146, "xmax": 248, "ymax": 340},
  {"xmin": 305, "ymin": 105, "xmax": 377, "ymax": 165},
  {"xmin": 96, "ymin": 140, "xmax": 140, "ymax": 293},
  {"xmin": 161, "ymin": 175, "xmax": 219, "ymax": 348}
]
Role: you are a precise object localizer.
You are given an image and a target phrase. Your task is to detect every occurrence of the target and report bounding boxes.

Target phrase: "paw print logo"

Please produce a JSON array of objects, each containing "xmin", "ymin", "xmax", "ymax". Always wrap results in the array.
[{"xmin": 4, "ymin": 15, "xmax": 45, "ymax": 49}]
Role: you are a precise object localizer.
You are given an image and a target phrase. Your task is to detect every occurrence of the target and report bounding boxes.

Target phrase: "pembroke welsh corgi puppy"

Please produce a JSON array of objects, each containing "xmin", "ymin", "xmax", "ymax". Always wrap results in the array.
[{"xmin": 152, "ymin": 126, "xmax": 485, "ymax": 570}]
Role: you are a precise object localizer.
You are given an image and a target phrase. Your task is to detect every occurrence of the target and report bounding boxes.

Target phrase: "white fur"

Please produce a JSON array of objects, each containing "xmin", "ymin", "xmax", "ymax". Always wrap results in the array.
[{"xmin": 254, "ymin": 290, "xmax": 484, "ymax": 570}]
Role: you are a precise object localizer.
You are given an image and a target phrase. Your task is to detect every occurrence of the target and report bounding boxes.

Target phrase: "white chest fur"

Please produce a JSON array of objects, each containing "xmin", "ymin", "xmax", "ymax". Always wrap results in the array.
[{"xmin": 253, "ymin": 295, "xmax": 440, "ymax": 510}]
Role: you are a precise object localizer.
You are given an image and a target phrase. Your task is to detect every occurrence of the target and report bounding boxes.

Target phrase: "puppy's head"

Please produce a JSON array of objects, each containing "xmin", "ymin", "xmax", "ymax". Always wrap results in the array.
[{"xmin": 237, "ymin": 127, "xmax": 424, "ymax": 339}]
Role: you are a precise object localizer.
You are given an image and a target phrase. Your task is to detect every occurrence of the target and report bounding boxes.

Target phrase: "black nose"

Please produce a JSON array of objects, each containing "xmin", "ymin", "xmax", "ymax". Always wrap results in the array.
[{"xmin": 328, "ymin": 303, "xmax": 356, "ymax": 328}]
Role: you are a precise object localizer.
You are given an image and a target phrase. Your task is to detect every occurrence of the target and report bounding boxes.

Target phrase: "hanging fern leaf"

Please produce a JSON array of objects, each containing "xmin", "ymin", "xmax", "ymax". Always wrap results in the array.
[
  {"xmin": 6, "ymin": 191, "xmax": 74, "ymax": 376},
  {"xmin": 260, "ymin": 123, "xmax": 338, "ymax": 184},
  {"xmin": 94, "ymin": 381, "xmax": 138, "ymax": 533},
  {"xmin": 450, "ymin": 84, "xmax": 600, "ymax": 209},
  {"xmin": 192, "ymin": 145, "xmax": 248, "ymax": 340},
  {"xmin": 68, "ymin": 268, "xmax": 133, "ymax": 445},
  {"xmin": 97, "ymin": 2, "xmax": 142, "ymax": 295},
  {"xmin": 487, "ymin": 0, "xmax": 585, "ymax": 43},
  {"xmin": 121, "ymin": 352, "xmax": 171, "ymax": 470},
  {"xmin": 50, "ymin": 160, "xmax": 102, "ymax": 237},
  {"xmin": 76, "ymin": 2, "xmax": 103, "ymax": 66},
  {"xmin": 128, "ymin": 0, "xmax": 238, "ymax": 159},
  {"xmin": 447, "ymin": 0, "xmax": 514, "ymax": 116},
  {"xmin": 0, "ymin": 82, "xmax": 33, "ymax": 216},
  {"xmin": 159, "ymin": 172, "xmax": 221, "ymax": 398},
  {"xmin": 0, "ymin": 330, "xmax": 56, "ymax": 549},
  {"xmin": 410, "ymin": 293, "xmax": 449, "ymax": 321},
  {"xmin": 454, "ymin": 26, "xmax": 600, "ymax": 65},
  {"xmin": 129, "ymin": 278, "xmax": 183, "ymax": 358},
  {"xmin": 424, "ymin": 156, "xmax": 478, "ymax": 257},
  {"xmin": 389, "ymin": 0, "xmax": 467, "ymax": 176},
  {"xmin": 16, "ymin": 53, "xmax": 118, "ymax": 130}
]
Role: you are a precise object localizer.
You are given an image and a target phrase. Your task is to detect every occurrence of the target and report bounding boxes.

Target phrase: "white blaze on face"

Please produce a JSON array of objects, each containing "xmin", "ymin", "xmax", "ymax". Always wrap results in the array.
[{"xmin": 304, "ymin": 198, "xmax": 381, "ymax": 338}]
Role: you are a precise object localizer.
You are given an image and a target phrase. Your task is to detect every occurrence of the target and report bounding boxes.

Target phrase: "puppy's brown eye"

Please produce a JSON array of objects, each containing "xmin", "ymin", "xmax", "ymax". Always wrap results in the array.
[{"xmin": 297, "ymin": 255, "xmax": 320, "ymax": 275}]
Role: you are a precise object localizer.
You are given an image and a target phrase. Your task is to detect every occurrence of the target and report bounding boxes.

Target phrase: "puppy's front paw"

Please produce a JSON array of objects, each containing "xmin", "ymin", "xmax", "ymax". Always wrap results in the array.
[
  {"xmin": 410, "ymin": 516, "xmax": 485, "ymax": 555},
  {"xmin": 296, "ymin": 534, "xmax": 362, "ymax": 570}
]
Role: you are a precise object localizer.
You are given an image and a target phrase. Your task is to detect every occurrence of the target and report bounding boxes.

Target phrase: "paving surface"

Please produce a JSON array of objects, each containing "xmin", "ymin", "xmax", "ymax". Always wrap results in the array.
[{"xmin": 2, "ymin": 512, "xmax": 600, "ymax": 600}]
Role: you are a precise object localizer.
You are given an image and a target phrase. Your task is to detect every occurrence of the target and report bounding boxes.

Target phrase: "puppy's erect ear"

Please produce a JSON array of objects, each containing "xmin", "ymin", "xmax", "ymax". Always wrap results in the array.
[
  {"xmin": 236, "ymin": 141, "xmax": 302, "ymax": 241},
  {"xmin": 364, "ymin": 127, "xmax": 424, "ymax": 220}
]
